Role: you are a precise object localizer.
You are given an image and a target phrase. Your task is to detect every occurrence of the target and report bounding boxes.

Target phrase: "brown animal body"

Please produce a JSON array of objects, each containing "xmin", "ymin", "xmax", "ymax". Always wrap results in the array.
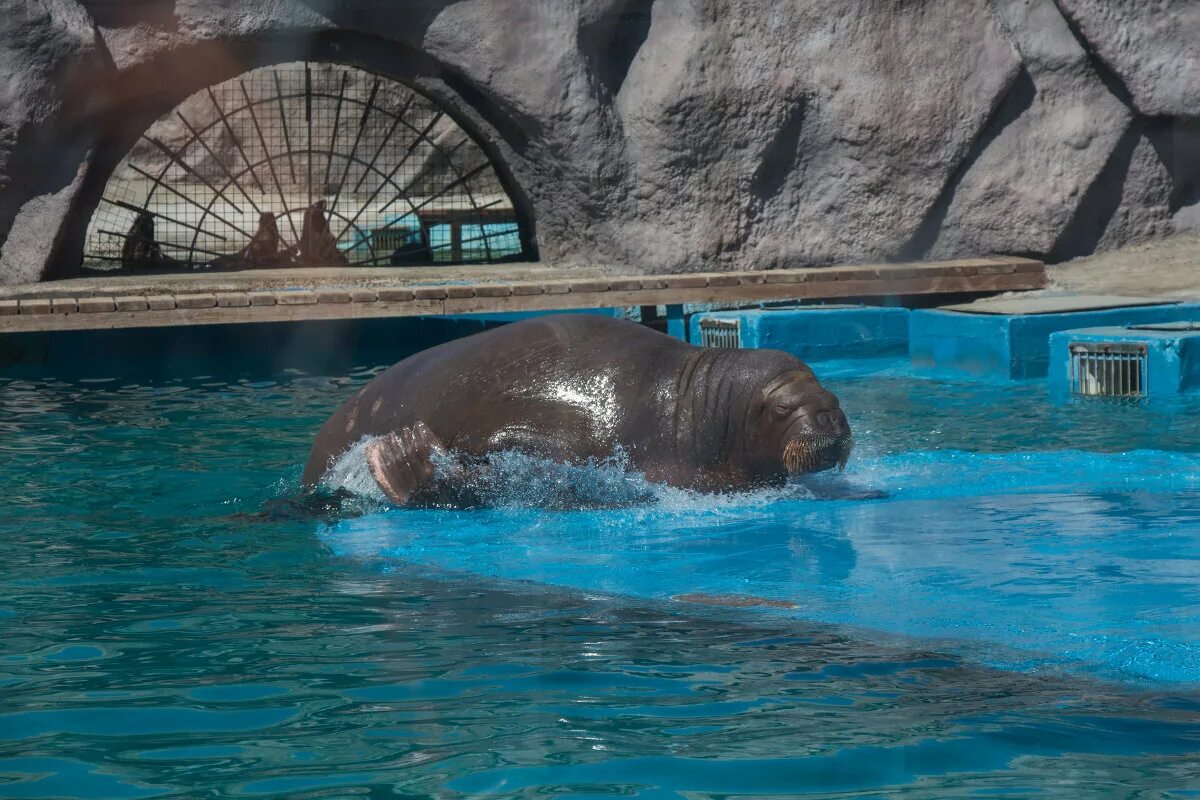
[{"xmin": 303, "ymin": 314, "xmax": 853, "ymax": 506}]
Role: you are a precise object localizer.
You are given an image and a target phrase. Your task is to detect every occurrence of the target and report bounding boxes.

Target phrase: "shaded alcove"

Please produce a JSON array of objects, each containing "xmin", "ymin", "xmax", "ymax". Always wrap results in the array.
[{"xmin": 50, "ymin": 33, "xmax": 539, "ymax": 279}]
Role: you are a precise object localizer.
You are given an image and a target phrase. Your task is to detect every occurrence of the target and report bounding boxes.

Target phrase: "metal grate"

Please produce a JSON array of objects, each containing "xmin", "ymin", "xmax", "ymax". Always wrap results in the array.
[
  {"xmin": 83, "ymin": 61, "xmax": 528, "ymax": 273},
  {"xmin": 1068, "ymin": 342, "xmax": 1148, "ymax": 397},
  {"xmin": 698, "ymin": 318, "xmax": 741, "ymax": 348}
]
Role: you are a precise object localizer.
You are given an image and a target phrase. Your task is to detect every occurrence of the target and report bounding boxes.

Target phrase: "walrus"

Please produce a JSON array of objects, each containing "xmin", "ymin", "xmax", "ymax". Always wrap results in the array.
[
  {"xmin": 206, "ymin": 212, "xmax": 295, "ymax": 271},
  {"xmin": 302, "ymin": 314, "xmax": 854, "ymax": 507},
  {"xmin": 241, "ymin": 212, "xmax": 292, "ymax": 268},
  {"xmin": 121, "ymin": 211, "xmax": 168, "ymax": 270},
  {"xmin": 296, "ymin": 200, "xmax": 349, "ymax": 267}
]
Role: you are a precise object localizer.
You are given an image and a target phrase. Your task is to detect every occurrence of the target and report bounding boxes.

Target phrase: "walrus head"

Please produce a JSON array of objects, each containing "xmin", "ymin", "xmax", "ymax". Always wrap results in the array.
[{"xmin": 754, "ymin": 368, "xmax": 853, "ymax": 477}]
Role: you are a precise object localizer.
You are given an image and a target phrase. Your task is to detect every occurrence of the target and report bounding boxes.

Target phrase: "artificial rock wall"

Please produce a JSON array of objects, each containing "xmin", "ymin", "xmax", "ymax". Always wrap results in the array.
[{"xmin": 0, "ymin": 0, "xmax": 1197, "ymax": 285}]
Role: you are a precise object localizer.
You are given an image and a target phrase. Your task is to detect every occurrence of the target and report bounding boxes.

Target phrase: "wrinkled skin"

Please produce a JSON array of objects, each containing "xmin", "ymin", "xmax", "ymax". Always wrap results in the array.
[{"xmin": 302, "ymin": 314, "xmax": 853, "ymax": 507}]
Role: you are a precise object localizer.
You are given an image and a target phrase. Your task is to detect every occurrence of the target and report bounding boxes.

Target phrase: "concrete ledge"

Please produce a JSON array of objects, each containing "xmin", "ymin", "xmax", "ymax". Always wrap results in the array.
[
  {"xmin": 0, "ymin": 258, "xmax": 1044, "ymax": 335},
  {"xmin": 690, "ymin": 306, "xmax": 910, "ymax": 360},
  {"xmin": 1049, "ymin": 324, "xmax": 1200, "ymax": 398},
  {"xmin": 911, "ymin": 301, "xmax": 1200, "ymax": 380}
]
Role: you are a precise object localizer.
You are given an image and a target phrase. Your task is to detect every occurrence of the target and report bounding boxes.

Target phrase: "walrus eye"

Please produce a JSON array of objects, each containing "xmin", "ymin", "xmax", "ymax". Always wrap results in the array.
[{"xmin": 774, "ymin": 401, "xmax": 796, "ymax": 418}]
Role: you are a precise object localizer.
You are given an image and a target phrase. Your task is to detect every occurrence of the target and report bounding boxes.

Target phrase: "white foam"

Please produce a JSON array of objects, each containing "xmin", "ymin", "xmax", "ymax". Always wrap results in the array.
[
  {"xmin": 319, "ymin": 436, "xmax": 388, "ymax": 503},
  {"xmin": 317, "ymin": 437, "xmax": 842, "ymax": 512}
]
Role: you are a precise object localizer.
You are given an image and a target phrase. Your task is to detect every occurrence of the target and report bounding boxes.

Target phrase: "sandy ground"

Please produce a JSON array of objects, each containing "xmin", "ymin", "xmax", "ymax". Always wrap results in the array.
[{"xmin": 1047, "ymin": 231, "xmax": 1200, "ymax": 300}]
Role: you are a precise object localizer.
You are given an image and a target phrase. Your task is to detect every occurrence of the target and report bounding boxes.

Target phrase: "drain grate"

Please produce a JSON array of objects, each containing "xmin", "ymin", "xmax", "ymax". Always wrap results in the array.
[
  {"xmin": 698, "ymin": 318, "xmax": 741, "ymax": 348},
  {"xmin": 1068, "ymin": 342, "xmax": 1148, "ymax": 397}
]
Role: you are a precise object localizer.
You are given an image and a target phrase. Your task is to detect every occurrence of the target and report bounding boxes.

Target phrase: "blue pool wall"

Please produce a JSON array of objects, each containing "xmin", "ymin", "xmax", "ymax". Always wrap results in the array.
[
  {"xmin": 1048, "ymin": 326, "xmax": 1200, "ymax": 398},
  {"xmin": 688, "ymin": 307, "xmax": 910, "ymax": 361},
  {"xmin": 910, "ymin": 304, "xmax": 1200, "ymax": 381},
  {"xmin": 0, "ymin": 308, "xmax": 628, "ymax": 380},
  {"xmin": 6, "ymin": 297, "xmax": 1200, "ymax": 390},
  {"xmin": 0, "ymin": 316, "xmax": 510, "ymax": 380}
]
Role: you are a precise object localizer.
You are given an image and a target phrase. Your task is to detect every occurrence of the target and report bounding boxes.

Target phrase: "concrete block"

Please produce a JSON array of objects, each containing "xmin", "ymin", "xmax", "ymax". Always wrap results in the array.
[
  {"xmin": 78, "ymin": 297, "xmax": 117, "ymax": 313},
  {"xmin": 214, "ymin": 292, "xmax": 250, "ymax": 308},
  {"xmin": 570, "ymin": 280, "xmax": 612, "ymax": 293},
  {"xmin": 247, "ymin": 292, "xmax": 277, "ymax": 306},
  {"xmin": 175, "ymin": 293, "xmax": 217, "ymax": 310},
  {"xmin": 316, "ymin": 289, "xmax": 351, "ymax": 304},
  {"xmin": 275, "ymin": 291, "xmax": 317, "ymax": 306},
  {"xmin": 910, "ymin": 302, "xmax": 1200, "ymax": 380},
  {"xmin": 689, "ymin": 306, "xmax": 909, "ymax": 360},
  {"xmin": 1049, "ymin": 323, "xmax": 1200, "ymax": 399},
  {"xmin": 114, "ymin": 296, "xmax": 149, "ymax": 312},
  {"xmin": 18, "ymin": 299, "xmax": 51, "ymax": 314}
]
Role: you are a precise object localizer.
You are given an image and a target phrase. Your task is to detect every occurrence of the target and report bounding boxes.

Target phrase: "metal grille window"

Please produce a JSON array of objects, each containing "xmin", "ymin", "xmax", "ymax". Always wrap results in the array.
[
  {"xmin": 83, "ymin": 62, "xmax": 530, "ymax": 272},
  {"xmin": 698, "ymin": 318, "xmax": 741, "ymax": 348},
  {"xmin": 1068, "ymin": 342, "xmax": 1148, "ymax": 397}
]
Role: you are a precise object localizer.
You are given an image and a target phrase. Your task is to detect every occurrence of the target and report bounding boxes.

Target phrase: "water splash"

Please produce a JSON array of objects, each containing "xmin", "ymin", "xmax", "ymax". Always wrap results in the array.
[
  {"xmin": 318, "ymin": 437, "xmax": 831, "ymax": 511},
  {"xmin": 320, "ymin": 437, "xmax": 390, "ymax": 503}
]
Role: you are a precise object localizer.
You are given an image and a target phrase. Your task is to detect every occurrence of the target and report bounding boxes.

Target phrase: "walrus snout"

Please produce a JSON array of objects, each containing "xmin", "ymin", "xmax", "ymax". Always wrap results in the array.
[
  {"xmin": 782, "ymin": 432, "xmax": 853, "ymax": 474},
  {"xmin": 780, "ymin": 404, "xmax": 852, "ymax": 474}
]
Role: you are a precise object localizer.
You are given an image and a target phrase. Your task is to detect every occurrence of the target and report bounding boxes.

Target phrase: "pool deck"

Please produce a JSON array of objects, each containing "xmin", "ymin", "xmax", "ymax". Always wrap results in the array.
[
  {"xmin": 1048, "ymin": 230, "xmax": 1200, "ymax": 299},
  {"xmin": 0, "ymin": 257, "xmax": 1044, "ymax": 334}
]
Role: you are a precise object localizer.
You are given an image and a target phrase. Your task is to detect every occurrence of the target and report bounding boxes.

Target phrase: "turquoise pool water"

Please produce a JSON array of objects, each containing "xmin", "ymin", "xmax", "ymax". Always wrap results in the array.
[{"xmin": 2, "ymin": 352, "xmax": 1200, "ymax": 797}]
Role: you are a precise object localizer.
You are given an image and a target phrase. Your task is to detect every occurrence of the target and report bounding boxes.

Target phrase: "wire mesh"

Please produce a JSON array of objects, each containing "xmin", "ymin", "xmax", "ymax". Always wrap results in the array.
[
  {"xmin": 698, "ymin": 318, "xmax": 741, "ymax": 348},
  {"xmin": 83, "ymin": 61, "xmax": 527, "ymax": 272}
]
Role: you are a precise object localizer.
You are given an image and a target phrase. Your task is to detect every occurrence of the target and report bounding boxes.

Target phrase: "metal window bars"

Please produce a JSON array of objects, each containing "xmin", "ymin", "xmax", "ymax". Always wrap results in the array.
[
  {"xmin": 83, "ymin": 62, "xmax": 529, "ymax": 272},
  {"xmin": 1068, "ymin": 342, "xmax": 1148, "ymax": 398},
  {"xmin": 698, "ymin": 318, "xmax": 742, "ymax": 348}
]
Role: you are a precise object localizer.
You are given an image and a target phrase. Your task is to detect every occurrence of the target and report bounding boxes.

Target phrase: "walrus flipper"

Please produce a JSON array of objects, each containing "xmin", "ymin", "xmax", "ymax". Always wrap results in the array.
[{"xmin": 365, "ymin": 422, "xmax": 458, "ymax": 506}]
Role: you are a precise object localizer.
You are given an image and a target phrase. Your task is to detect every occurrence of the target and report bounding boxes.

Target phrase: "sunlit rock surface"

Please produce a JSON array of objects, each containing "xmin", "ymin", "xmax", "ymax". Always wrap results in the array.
[{"xmin": 0, "ymin": 0, "xmax": 1197, "ymax": 283}]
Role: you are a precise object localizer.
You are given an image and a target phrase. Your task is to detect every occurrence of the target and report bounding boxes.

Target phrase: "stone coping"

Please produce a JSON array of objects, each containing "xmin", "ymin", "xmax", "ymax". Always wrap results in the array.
[{"xmin": 0, "ymin": 257, "xmax": 1044, "ymax": 334}]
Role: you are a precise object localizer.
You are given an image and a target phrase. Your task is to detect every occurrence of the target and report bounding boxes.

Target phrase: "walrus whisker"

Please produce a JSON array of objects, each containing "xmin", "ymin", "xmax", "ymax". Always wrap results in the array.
[{"xmin": 783, "ymin": 434, "xmax": 854, "ymax": 473}]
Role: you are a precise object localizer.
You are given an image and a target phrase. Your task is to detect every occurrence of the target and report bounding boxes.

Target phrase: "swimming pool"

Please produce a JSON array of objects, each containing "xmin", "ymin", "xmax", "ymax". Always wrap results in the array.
[{"xmin": 2, "ymin": 347, "xmax": 1200, "ymax": 797}]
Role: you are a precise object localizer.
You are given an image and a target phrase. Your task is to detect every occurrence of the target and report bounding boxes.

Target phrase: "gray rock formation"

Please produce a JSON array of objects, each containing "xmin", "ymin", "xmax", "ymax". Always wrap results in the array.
[
  {"xmin": 1055, "ymin": 0, "xmax": 1200, "ymax": 118},
  {"xmin": 923, "ymin": 0, "xmax": 1130, "ymax": 260},
  {"xmin": 0, "ymin": 0, "xmax": 1197, "ymax": 284}
]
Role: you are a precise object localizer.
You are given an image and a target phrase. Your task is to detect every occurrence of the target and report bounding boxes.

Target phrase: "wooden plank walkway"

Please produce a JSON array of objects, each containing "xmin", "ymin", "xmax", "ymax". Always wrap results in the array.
[{"xmin": 0, "ymin": 257, "xmax": 1044, "ymax": 334}]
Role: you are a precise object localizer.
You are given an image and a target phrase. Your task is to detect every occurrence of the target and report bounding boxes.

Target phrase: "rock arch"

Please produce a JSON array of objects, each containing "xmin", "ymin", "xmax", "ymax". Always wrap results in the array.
[{"xmin": 48, "ymin": 32, "xmax": 540, "ymax": 279}]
